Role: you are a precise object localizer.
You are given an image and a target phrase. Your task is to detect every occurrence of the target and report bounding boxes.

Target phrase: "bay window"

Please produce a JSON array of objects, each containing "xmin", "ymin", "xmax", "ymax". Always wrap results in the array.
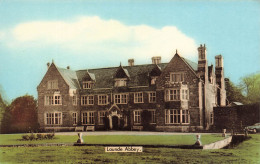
[{"xmin": 165, "ymin": 109, "xmax": 189, "ymax": 124}]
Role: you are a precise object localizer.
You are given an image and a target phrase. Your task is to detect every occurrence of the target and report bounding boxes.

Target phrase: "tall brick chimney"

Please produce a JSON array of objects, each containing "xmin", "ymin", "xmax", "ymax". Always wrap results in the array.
[
  {"xmin": 197, "ymin": 44, "xmax": 208, "ymax": 83},
  {"xmin": 215, "ymin": 55, "xmax": 226, "ymax": 106}
]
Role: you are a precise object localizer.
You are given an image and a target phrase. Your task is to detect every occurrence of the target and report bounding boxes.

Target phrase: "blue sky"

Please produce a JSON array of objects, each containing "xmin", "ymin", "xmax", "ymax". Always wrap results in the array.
[{"xmin": 0, "ymin": 0, "xmax": 259, "ymax": 102}]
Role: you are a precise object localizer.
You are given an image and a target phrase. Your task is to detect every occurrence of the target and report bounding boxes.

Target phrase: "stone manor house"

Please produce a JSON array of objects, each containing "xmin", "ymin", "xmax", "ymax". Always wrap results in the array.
[{"xmin": 37, "ymin": 44, "xmax": 226, "ymax": 132}]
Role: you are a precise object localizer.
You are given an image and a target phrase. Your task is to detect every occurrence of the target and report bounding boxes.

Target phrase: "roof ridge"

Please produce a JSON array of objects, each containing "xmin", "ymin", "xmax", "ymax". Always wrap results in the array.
[{"xmin": 76, "ymin": 63, "xmax": 168, "ymax": 72}]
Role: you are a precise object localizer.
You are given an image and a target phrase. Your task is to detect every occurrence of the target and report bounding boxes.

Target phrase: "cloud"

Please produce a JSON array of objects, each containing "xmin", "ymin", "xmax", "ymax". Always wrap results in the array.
[{"xmin": 10, "ymin": 16, "xmax": 197, "ymax": 61}]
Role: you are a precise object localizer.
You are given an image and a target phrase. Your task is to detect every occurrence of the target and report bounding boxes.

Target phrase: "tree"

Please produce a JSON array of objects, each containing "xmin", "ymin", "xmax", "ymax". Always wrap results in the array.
[
  {"xmin": 225, "ymin": 78, "xmax": 246, "ymax": 104},
  {"xmin": 9, "ymin": 95, "xmax": 39, "ymax": 133},
  {"xmin": 0, "ymin": 94, "xmax": 9, "ymax": 133},
  {"xmin": 239, "ymin": 73, "xmax": 260, "ymax": 104}
]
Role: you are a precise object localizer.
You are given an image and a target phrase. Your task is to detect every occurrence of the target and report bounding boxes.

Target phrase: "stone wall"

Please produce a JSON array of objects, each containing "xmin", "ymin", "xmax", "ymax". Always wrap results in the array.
[
  {"xmin": 155, "ymin": 54, "xmax": 202, "ymax": 131},
  {"xmin": 37, "ymin": 63, "xmax": 80, "ymax": 129},
  {"xmin": 213, "ymin": 103, "xmax": 260, "ymax": 132}
]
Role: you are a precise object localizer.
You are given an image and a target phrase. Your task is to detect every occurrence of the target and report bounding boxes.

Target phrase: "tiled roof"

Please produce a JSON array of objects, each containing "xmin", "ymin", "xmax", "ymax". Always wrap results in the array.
[
  {"xmin": 57, "ymin": 67, "xmax": 80, "ymax": 89},
  {"xmin": 58, "ymin": 57, "xmax": 198, "ymax": 89},
  {"xmin": 76, "ymin": 63, "xmax": 168, "ymax": 89},
  {"xmin": 181, "ymin": 58, "xmax": 198, "ymax": 71}
]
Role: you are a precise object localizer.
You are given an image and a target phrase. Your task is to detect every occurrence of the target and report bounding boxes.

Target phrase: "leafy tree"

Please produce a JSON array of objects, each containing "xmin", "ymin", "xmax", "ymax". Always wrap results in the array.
[
  {"xmin": 225, "ymin": 78, "xmax": 246, "ymax": 104},
  {"xmin": 0, "ymin": 94, "xmax": 9, "ymax": 133},
  {"xmin": 239, "ymin": 73, "xmax": 260, "ymax": 104},
  {"xmin": 9, "ymin": 95, "xmax": 39, "ymax": 133}
]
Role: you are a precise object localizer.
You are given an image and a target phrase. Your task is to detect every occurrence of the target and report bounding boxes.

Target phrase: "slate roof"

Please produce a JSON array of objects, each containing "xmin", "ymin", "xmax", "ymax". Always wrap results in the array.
[
  {"xmin": 181, "ymin": 57, "xmax": 198, "ymax": 71},
  {"xmin": 57, "ymin": 67, "xmax": 80, "ymax": 89},
  {"xmin": 76, "ymin": 63, "xmax": 168, "ymax": 89},
  {"xmin": 57, "ymin": 57, "xmax": 198, "ymax": 89}
]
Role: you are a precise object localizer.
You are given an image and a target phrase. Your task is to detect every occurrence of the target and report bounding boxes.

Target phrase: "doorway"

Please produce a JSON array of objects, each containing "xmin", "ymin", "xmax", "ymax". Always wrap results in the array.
[{"xmin": 112, "ymin": 116, "xmax": 119, "ymax": 130}]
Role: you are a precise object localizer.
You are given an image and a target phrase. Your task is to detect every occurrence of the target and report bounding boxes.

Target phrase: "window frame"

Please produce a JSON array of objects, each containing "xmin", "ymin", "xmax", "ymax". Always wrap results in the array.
[
  {"xmin": 133, "ymin": 110, "xmax": 141, "ymax": 125},
  {"xmin": 165, "ymin": 89, "xmax": 180, "ymax": 101},
  {"xmin": 72, "ymin": 95, "xmax": 77, "ymax": 106},
  {"xmin": 82, "ymin": 111, "xmax": 95, "ymax": 125},
  {"xmin": 98, "ymin": 95, "xmax": 108, "ymax": 105},
  {"xmin": 98, "ymin": 111, "xmax": 106, "ymax": 125},
  {"xmin": 114, "ymin": 78, "xmax": 127, "ymax": 87},
  {"xmin": 45, "ymin": 93, "xmax": 62, "ymax": 106},
  {"xmin": 53, "ymin": 93, "xmax": 62, "ymax": 105},
  {"xmin": 47, "ymin": 80, "xmax": 58, "ymax": 90},
  {"xmin": 148, "ymin": 92, "xmax": 156, "ymax": 103},
  {"xmin": 82, "ymin": 81, "xmax": 94, "ymax": 89},
  {"xmin": 149, "ymin": 110, "xmax": 156, "ymax": 124},
  {"xmin": 134, "ymin": 92, "xmax": 144, "ymax": 103},
  {"xmin": 170, "ymin": 72, "xmax": 185, "ymax": 83},
  {"xmin": 182, "ymin": 110, "xmax": 189, "ymax": 124},
  {"xmin": 114, "ymin": 93, "xmax": 128, "ymax": 104},
  {"xmin": 45, "ymin": 95, "xmax": 53, "ymax": 105},
  {"xmin": 165, "ymin": 109, "xmax": 189, "ymax": 124},
  {"xmin": 181, "ymin": 89, "xmax": 189, "ymax": 101},
  {"xmin": 45, "ymin": 112, "xmax": 62, "ymax": 125},
  {"xmin": 81, "ymin": 95, "xmax": 94, "ymax": 106},
  {"xmin": 72, "ymin": 112, "xmax": 77, "ymax": 125}
]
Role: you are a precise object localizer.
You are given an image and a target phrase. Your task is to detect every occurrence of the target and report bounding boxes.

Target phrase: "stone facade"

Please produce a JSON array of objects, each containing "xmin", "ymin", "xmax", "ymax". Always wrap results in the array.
[
  {"xmin": 214, "ymin": 103, "xmax": 260, "ymax": 132},
  {"xmin": 37, "ymin": 44, "xmax": 226, "ymax": 132}
]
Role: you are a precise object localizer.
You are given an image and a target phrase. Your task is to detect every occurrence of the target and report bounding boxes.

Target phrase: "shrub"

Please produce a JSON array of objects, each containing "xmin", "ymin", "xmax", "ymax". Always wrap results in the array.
[
  {"xmin": 36, "ymin": 133, "xmax": 44, "ymax": 140},
  {"xmin": 22, "ymin": 134, "xmax": 30, "ymax": 140},
  {"xmin": 29, "ymin": 133, "xmax": 36, "ymax": 140},
  {"xmin": 21, "ymin": 133, "xmax": 54, "ymax": 140},
  {"xmin": 46, "ymin": 133, "xmax": 55, "ymax": 139}
]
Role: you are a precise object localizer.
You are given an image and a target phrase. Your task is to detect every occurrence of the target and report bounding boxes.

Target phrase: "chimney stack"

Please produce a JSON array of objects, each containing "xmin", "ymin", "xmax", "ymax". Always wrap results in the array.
[
  {"xmin": 152, "ymin": 56, "xmax": 161, "ymax": 64},
  {"xmin": 215, "ymin": 55, "xmax": 226, "ymax": 106},
  {"xmin": 197, "ymin": 44, "xmax": 208, "ymax": 83},
  {"xmin": 215, "ymin": 55, "xmax": 223, "ymax": 68},
  {"xmin": 198, "ymin": 44, "xmax": 207, "ymax": 61},
  {"xmin": 128, "ymin": 59, "xmax": 134, "ymax": 66}
]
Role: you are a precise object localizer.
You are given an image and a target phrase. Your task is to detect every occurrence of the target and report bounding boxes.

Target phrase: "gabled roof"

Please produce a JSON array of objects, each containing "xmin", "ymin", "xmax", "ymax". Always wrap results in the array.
[
  {"xmin": 181, "ymin": 58, "xmax": 198, "ymax": 71},
  {"xmin": 76, "ymin": 63, "xmax": 168, "ymax": 89},
  {"xmin": 83, "ymin": 70, "xmax": 96, "ymax": 81},
  {"xmin": 114, "ymin": 65, "xmax": 130, "ymax": 79},
  {"xmin": 176, "ymin": 54, "xmax": 198, "ymax": 78},
  {"xmin": 57, "ymin": 67, "xmax": 80, "ymax": 89},
  {"xmin": 150, "ymin": 64, "xmax": 162, "ymax": 77},
  {"xmin": 54, "ymin": 55, "xmax": 199, "ymax": 90}
]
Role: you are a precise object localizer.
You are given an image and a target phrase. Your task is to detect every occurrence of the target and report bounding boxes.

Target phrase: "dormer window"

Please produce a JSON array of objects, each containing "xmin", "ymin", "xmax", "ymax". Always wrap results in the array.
[
  {"xmin": 83, "ymin": 81, "xmax": 94, "ymax": 89},
  {"xmin": 170, "ymin": 72, "xmax": 185, "ymax": 83},
  {"xmin": 114, "ymin": 65, "xmax": 129, "ymax": 87},
  {"xmin": 115, "ymin": 78, "xmax": 127, "ymax": 87}
]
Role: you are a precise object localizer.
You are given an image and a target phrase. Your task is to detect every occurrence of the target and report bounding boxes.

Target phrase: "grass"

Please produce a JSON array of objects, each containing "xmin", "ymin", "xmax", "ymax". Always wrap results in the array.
[
  {"xmin": 0, "ymin": 133, "xmax": 224, "ymax": 146},
  {"xmin": 0, "ymin": 134, "xmax": 259, "ymax": 163}
]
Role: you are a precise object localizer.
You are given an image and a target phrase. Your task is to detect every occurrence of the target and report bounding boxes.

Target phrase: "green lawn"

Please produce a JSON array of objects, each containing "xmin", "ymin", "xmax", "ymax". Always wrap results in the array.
[
  {"xmin": 0, "ymin": 134, "xmax": 259, "ymax": 163},
  {"xmin": 0, "ymin": 134, "xmax": 224, "ymax": 146}
]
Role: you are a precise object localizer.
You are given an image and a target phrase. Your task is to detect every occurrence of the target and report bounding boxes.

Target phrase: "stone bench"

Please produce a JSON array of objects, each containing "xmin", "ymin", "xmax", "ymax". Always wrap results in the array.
[
  {"xmin": 86, "ymin": 126, "xmax": 95, "ymax": 131},
  {"xmin": 132, "ymin": 126, "xmax": 143, "ymax": 131},
  {"xmin": 75, "ymin": 126, "xmax": 84, "ymax": 132}
]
